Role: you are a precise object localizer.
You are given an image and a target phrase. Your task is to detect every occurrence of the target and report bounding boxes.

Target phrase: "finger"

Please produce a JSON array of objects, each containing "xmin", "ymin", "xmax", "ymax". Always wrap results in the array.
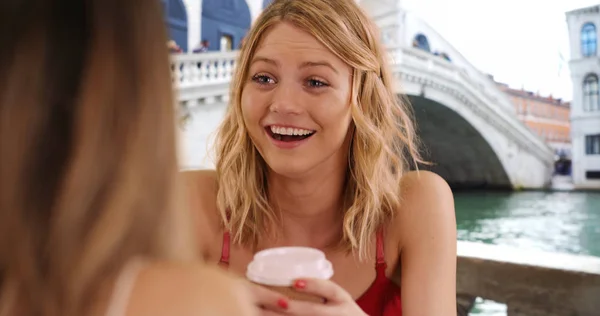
[
  {"xmin": 259, "ymin": 309, "xmax": 287, "ymax": 316},
  {"xmin": 292, "ymin": 278, "xmax": 351, "ymax": 303},
  {"xmin": 248, "ymin": 283, "xmax": 291, "ymax": 311},
  {"xmin": 285, "ymin": 299, "xmax": 336, "ymax": 316}
]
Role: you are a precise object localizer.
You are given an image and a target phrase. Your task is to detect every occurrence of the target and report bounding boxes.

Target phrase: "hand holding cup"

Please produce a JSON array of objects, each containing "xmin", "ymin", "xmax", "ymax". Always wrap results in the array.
[{"xmin": 246, "ymin": 247, "xmax": 334, "ymax": 303}]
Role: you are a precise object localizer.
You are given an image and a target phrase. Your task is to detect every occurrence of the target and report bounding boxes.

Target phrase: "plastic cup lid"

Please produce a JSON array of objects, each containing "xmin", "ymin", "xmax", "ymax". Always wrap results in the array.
[{"xmin": 246, "ymin": 247, "xmax": 334, "ymax": 286}]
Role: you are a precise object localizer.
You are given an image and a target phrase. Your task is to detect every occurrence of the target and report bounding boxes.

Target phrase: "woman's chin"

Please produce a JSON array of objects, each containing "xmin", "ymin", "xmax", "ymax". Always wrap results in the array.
[{"xmin": 266, "ymin": 159, "xmax": 314, "ymax": 178}]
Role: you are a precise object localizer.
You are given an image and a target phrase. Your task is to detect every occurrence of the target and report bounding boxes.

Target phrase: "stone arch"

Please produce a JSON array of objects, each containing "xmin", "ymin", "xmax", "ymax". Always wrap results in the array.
[
  {"xmin": 201, "ymin": 0, "xmax": 252, "ymax": 51},
  {"xmin": 408, "ymin": 95, "xmax": 511, "ymax": 189},
  {"xmin": 162, "ymin": 0, "xmax": 188, "ymax": 51}
]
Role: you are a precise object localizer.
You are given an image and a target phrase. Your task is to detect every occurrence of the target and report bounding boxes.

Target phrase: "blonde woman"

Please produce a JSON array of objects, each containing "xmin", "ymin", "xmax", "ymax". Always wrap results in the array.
[
  {"xmin": 188, "ymin": 0, "xmax": 457, "ymax": 315},
  {"xmin": 0, "ymin": 1, "xmax": 286, "ymax": 315}
]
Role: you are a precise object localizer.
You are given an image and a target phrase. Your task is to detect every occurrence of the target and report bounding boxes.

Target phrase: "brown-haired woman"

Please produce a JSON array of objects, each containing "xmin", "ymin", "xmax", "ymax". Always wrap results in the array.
[{"xmin": 0, "ymin": 1, "xmax": 286, "ymax": 315}]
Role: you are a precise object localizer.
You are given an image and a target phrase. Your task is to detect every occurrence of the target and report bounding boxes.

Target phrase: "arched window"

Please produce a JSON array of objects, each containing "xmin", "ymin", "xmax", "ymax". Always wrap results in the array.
[
  {"xmin": 583, "ymin": 74, "xmax": 599, "ymax": 112},
  {"xmin": 581, "ymin": 23, "xmax": 597, "ymax": 57},
  {"xmin": 412, "ymin": 34, "xmax": 431, "ymax": 52}
]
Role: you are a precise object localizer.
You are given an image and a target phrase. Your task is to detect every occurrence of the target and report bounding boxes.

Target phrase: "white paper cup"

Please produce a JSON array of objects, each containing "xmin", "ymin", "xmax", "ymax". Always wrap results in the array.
[{"xmin": 246, "ymin": 247, "xmax": 334, "ymax": 303}]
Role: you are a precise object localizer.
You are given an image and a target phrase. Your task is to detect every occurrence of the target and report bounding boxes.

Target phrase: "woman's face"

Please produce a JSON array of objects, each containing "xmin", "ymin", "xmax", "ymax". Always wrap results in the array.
[{"xmin": 241, "ymin": 22, "xmax": 353, "ymax": 177}]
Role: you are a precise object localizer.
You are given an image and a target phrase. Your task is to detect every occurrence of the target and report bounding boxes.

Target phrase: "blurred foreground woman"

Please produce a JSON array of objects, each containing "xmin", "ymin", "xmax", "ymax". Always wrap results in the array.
[{"xmin": 0, "ymin": 1, "xmax": 282, "ymax": 315}]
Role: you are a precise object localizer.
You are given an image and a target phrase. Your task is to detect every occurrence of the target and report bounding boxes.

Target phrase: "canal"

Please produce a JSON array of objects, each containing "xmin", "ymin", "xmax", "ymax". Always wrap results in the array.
[{"xmin": 455, "ymin": 190, "xmax": 600, "ymax": 315}]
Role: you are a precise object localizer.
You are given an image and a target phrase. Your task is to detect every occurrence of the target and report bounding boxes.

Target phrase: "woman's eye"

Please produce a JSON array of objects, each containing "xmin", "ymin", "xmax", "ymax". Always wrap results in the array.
[
  {"xmin": 251, "ymin": 74, "xmax": 275, "ymax": 85},
  {"xmin": 307, "ymin": 78, "xmax": 328, "ymax": 88}
]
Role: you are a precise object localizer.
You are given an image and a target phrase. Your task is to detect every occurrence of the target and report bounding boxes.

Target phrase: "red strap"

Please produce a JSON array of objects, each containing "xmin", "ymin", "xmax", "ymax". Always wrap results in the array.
[
  {"xmin": 219, "ymin": 212, "xmax": 232, "ymax": 266},
  {"xmin": 219, "ymin": 231, "xmax": 230, "ymax": 266},
  {"xmin": 376, "ymin": 228, "xmax": 386, "ymax": 266}
]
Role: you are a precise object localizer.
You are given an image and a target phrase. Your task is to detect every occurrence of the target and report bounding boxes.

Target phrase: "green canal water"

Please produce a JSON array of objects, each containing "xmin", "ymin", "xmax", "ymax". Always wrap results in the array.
[{"xmin": 455, "ymin": 190, "xmax": 600, "ymax": 315}]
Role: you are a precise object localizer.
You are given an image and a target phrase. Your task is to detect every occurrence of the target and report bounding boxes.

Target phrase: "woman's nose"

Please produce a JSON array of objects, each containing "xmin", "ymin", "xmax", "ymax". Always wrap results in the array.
[{"xmin": 269, "ymin": 81, "xmax": 304, "ymax": 115}]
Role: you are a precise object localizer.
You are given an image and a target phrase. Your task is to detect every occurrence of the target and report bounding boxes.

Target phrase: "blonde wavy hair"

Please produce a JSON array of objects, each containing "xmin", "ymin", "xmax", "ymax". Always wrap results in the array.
[{"xmin": 215, "ymin": 0, "xmax": 423, "ymax": 259}]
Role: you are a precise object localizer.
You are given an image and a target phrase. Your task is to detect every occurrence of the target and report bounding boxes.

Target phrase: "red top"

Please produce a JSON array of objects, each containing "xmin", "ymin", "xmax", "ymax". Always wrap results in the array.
[{"xmin": 219, "ymin": 229, "xmax": 402, "ymax": 316}]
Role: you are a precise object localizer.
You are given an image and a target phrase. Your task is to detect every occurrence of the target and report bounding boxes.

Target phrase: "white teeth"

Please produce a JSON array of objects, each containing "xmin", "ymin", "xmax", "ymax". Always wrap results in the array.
[{"xmin": 270, "ymin": 126, "xmax": 314, "ymax": 136}]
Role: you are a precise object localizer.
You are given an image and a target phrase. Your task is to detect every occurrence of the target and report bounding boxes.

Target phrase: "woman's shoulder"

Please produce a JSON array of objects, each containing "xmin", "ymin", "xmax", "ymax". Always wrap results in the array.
[
  {"xmin": 388, "ymin": 170, "xmax": 456, "ymax": 249},
  {"xmin": 182, "ymin": 169, "xmax": 221, "ymax": 225},
  {"xmin": 399, "ymin": 170, "xmax": 453, "ymax": 203},
  {"xmin": 182, "ymin": 169, "xmax": 218, "ymax": 201},
  {"xmin": 385, "ymin": 171, "xmax": 457, "ymax": 313},
  {"xmin": 182, "ymin": 169, "xmax": 225, "ymax": 260},
  {"xmin": 125, "ymin": 262, "xmax": 256, "ymax": 316}
]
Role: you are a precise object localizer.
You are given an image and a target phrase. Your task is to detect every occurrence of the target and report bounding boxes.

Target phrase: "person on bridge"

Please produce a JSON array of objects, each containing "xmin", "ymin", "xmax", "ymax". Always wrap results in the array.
[
  {"xmin": 0, "ymin": 1, "xmax": 285, "ymax": 315},
  {"xmin": 185, "ymin": 0, "xmax": 457, "ymax": 315}
]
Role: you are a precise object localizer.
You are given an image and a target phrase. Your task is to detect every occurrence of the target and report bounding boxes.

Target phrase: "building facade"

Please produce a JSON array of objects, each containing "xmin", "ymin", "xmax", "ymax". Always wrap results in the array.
[
  {"xmin": 566, "ymin": 5, "xmax": 600, "ymax": 188},
  {"xmin": 164, "ymin": 0, "xmax": 406, "ymax": 53},
  {"xmin": 162, "ymin": 0, "xmax": 272, "ymax": 53},
  {"xmin": 496, "ymin": 83, "xmax": 571, "ymax": 174}
]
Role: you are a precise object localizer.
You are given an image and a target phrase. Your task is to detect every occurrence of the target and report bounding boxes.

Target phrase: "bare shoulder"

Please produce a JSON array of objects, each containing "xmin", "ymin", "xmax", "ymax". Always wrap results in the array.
[
  {"xmin": 182, "ymin": 169, "xmax": 218, "ymax": 208},
  {"xmin": 389, "ymin": 173, "xmax": 457, "ymax": 313},
  {"xmin": 127, "ymin": 262, "xmax": 256, "ymax": 316},
  {"xmin": 400, "ymin": 170, "xmax": 453, "ymax": 204},
  {"xmin": 392, "ymin": 170, "xmax": 456, "ymax": 248},
  {"xmin": 181, "ymin": 169, "xmax": 224, "ymax": 260}
]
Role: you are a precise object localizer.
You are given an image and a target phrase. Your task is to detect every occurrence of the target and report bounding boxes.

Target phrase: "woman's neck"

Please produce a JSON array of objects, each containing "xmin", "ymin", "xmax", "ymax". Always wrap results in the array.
[{"xmin": 267, "ymin": 164, "xmax": 348, "ymax": 249}]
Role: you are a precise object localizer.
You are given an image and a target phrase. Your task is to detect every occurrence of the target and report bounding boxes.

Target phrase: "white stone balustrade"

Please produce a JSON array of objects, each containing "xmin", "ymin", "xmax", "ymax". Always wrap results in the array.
[
  {"xmin": 171, "ymin": 51, "xmax": 237, "ymax": 117},
  {"xmin": 171, "ymin": 46, "xmax": 516, "ymax": 112},
  {"xmin": 390, "ymin": 46, "xmax": 515, "ymax": 114},
  {"xmin": 171, "ymin": 51, "xmax": 237, "ymax": 87},
  {"xmin": 388, "ymin": 46, "xmax": 551, "ymax": 163}
]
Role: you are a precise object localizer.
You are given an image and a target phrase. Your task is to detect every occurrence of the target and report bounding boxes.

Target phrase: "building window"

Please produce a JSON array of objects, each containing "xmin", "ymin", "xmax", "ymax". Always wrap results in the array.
[
  {"xmin": 583, "ymin": 74, "xmax": 599, "ymax": 111},
  {"xmin": 585, "ymin": 134, "xmax": 600, "ymax": 155},
  {"xmin": 220, "ymin": 34, "xmax": 233, "ymax": 52},
  {"xmin": 581, "ymin": 23, "xmax": 597, "ymax": 57},
  {"xmin": 412, "ymin": 34, "xmax": 431, "ymax": 52},
  {"xmin": 586, "ymin": 171, "xmax": 600, "ymax": 179}
]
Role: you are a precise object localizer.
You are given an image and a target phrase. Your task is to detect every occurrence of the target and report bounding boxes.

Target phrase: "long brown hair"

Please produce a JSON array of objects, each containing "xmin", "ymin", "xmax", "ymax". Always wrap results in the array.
[
  {"xmin": 215, "ymin": 0, "xmax": 424, "ymax": 259},
  {"xmin": 0, "ymin": 1, "xmax": 194, "ymax": 315}
]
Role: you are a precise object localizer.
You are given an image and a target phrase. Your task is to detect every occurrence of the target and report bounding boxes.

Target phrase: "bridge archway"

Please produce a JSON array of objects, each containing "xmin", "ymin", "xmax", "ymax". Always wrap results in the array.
[
  {"xmin": 162, "ymin": 0, "xmax": 188, "ymax": 51},
  {"xmin": 408, "ymin": 95, "xmax": 512, "ymax": 189},
  {"xmin": 201, "ymin": 0, "xmax": 251, "ymax": 52}
]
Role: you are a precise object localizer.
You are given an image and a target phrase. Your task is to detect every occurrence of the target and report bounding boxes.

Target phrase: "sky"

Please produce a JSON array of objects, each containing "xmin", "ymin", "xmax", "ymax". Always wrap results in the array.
[{"xmin": 401, "ymin": 0, "xmax": 600, "ymax": 101}]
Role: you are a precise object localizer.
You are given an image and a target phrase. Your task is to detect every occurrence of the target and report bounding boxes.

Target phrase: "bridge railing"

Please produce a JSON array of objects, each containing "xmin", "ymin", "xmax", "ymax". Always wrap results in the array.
[
  {"xmin": 171, "ymin": 51, "xmax": 237, "ymax": 110},
  {"xmin": 447, "ymin": 241, "xmax": 600, "ymax": 316},
  {"xmin": 171, "ymin": 51, "xmax": 237, "ymax": 87},
  {"xmin": 388, "ymin": 46, "xmax": 553, "ymax": 162},
  {"xmin": 388, "ymin": 46, "xmax": 515, "ymax": 114},
  {"xmin": 170, "ymin": 47, "xmax": 514, "ymax": 114}
]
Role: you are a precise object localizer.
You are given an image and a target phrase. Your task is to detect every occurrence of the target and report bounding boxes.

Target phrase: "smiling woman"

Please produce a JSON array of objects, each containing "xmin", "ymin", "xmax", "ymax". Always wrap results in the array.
[
  {"xmin": 185, "ymin": 1, "xmax": 457, "ymax": 316},
  {"xmin": 242, "ymin": 21, "xmax": 353, "ymax": 171}
]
